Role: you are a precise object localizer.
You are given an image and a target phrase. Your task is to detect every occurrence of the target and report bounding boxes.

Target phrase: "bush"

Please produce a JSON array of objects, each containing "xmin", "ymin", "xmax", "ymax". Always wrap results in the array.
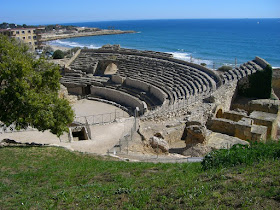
[
  {"xmin": 201, "ymin": 140, "xmax": 280, "ymax": 170},
  {"xmin": 53, "ymin": 49, "xmax": 64, "ymax": 59},
  {"xmin": 217, "ymin": 65, "xmax": 232, "ymax": 72},
  {"xmin": 200, "ymin": 63, "xmax": 207, "ymax": 67}
]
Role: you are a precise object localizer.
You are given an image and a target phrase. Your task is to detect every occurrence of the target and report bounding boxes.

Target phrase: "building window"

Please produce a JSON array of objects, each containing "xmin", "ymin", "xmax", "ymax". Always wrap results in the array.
[
  {"xmin": 28, "ymin": 30, "xmax": 31, "ymax": 33},
  {"xmin": 29, "ymin": 42, "xmax": 32, "ymax": 45},
  {"xmin": 33, "ymin": 30, "xmax": 36, "ymax": 33},
  {"xmin": 28, "ymin": 36, "xmax": 31, "ymax": 39},
  {"xmin": 16, "ymin": 31, "xmax": 19, "ymax": 34},
  {"xmin": 23, "ymin": 37, "xmax": 26, "ymax": 39},
  {"xmin": 22, "ymin": 31, "xmax": 25, "ymax": 34},
  {"xmin": 34, "ymin": 42, "xmax": 37, "ymax": 45},
  {"xmin": 33, "ymin": 36, "xmax": 37, "ymax": 39}
]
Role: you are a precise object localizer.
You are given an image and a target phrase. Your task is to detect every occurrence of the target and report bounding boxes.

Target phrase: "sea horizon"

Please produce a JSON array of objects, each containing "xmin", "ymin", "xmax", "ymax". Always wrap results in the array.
[{"xmin": 48, "ymin": 18, "xmax": 280, "ymax": 68}]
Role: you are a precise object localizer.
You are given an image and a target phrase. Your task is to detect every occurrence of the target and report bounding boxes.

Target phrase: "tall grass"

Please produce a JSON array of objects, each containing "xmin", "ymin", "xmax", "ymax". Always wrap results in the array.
[{"xmin": 202, "ymin": 140, "xmax": 280, "ymax": 170}]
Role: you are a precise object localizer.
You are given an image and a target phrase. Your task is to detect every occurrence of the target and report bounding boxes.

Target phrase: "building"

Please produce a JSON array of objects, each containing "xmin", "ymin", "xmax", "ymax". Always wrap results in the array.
[{"xmin": 0, "ymin": 28, "xmax": 43, "ymax": 49}]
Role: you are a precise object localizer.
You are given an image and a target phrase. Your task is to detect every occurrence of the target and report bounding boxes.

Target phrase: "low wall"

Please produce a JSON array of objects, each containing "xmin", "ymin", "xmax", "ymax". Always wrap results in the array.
[
  {"xmin": 220, "ymin": 110, "xmax": 247, "ymax": 122},
  {"xmin": 90, "ymin": 86, "xmax": 146, "ymax": 114},
  {"xmin": 125, "ymin": 78, "xmax": 167, "ymax": 104}
]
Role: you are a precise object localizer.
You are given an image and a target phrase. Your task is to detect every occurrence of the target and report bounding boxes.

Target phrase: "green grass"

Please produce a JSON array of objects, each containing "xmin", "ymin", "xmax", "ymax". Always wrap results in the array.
[
  {"xmin": 202, "ymin": 140, "xmax": 280, "ymax": 170},
  {"xmin": 0, "ymin": 146, "xmax": 280, "ymax": 209}
]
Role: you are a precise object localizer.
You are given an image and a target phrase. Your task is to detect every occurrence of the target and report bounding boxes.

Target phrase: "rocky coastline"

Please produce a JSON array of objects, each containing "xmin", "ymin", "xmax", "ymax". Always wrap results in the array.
[{"xmin": 41, "ymin": 29, "xmax": 136, "ymax": 41}]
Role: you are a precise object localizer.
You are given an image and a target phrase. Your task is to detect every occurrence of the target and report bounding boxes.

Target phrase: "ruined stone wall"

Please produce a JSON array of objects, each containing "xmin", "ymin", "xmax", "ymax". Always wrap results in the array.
[
  {"xmin": 220, "ymin": 111, "xmax": 247, "ymax": 122},
  {"xmin": 212, "ymin": 81, "xmax": 238, "ymax": 112},
  {"xmin": 207, "ymin": 118, "xmax": 267, "ymax": 142},
  {"xmin": 232, "ymin": 99, "xmax": 279, "ymax": 115}
]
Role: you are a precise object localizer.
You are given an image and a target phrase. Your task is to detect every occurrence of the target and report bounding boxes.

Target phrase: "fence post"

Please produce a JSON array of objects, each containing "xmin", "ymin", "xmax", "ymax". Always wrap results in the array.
[
  {"xmin": 157, "ymin": 141, "xmax": 159, "ymax": 158},
  {"xmin": 119, "ymin": 139, "xmax": 122, "ymax": 152},
  {"xmin": 126, "ymin": 135, "xmax": 129, "ymax": 154}
]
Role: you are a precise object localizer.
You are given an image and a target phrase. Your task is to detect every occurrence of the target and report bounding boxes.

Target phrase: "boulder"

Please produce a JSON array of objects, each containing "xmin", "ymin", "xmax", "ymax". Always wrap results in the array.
[
  {"xmin": 183, "ymin": 124, "xmax": 208, "ymax": 145},
  {"xmin": 149, "ymin": 136, "xmax": 169, "ymax": 153}
]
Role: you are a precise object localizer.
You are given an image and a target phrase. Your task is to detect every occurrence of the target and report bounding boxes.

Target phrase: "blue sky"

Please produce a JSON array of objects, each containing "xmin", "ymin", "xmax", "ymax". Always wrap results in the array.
[{"xmin": 0, "ymin": 0, "xmax": 279, "ymax": 24}]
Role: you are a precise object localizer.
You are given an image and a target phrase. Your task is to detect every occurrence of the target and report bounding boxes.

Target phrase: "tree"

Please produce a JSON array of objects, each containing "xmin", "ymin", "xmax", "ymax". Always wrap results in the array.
[
  {"xmin": 53, "ymin": 49, "xmax": 64, "ymax": 59},
  {"xmin": 0, "ymin": 35, "xmax": 74, "ymax": 136}
]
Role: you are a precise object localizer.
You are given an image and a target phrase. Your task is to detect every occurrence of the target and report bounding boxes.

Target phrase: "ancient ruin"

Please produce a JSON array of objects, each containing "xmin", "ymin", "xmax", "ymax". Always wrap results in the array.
[{"xmin": 58, "ymin": 45, "xmax": 279, "ymax": 157}]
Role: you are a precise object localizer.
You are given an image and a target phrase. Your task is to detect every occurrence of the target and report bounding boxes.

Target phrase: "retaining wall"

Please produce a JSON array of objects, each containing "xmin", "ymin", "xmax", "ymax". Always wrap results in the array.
[{"xmin": 91, "ymin": 86, "xmax": 146, "ymax": 114}]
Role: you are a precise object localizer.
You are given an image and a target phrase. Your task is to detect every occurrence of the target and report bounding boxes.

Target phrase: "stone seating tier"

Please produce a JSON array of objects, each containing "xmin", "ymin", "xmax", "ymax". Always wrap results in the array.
[
  {"xmin": 65, "ymin": 49, "xmax": 221, "ymax": 107},
  {"xmin": 222, "ymin": 59, "xmax": 265, "ymax": 84}
]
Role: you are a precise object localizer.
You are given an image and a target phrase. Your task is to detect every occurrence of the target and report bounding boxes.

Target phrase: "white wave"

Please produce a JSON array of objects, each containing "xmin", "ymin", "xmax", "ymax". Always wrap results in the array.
[
  {"xmin": 168, "ymin": 52, "xmax": 213, "ymax": 66},
  {"xmin": 48, "ymin": 40, "xmax": 100, "ymax": 49}
]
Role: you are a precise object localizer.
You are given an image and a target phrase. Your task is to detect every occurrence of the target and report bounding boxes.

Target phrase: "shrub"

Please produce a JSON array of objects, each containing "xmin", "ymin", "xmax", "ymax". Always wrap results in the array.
[
  {"xmin": 53, "ymin": 49, "xmax": 64, "ymax": 59},
  {"xmin": 200, "ymin": 63, "xmax": 207, "ymax": 67},
  {"xmin": 217, "ymin": 65, "xmax": 232, "ymax": 72},
  {"xmin": 201, "ymin": 140, "xmax": 280, "ymax": 170}
]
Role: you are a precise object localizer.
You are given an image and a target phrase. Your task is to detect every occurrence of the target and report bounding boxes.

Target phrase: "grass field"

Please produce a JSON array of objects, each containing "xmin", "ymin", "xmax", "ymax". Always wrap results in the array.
[{"xmin": 0, "ymin": 146, "xmax": 279, "ymax": 209}]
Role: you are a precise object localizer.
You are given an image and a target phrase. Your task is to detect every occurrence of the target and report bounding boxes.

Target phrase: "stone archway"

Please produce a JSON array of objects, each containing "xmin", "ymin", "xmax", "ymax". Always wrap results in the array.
[
  {"xmin": 104, "ymin": 63, "xmax": 118, "ymax": 75},
  {"xmin": 213, "ymin": 105, "xmax": 224, "ymax": 118},
  {"xmin": 95, "ymin": 60, "xmax": 119, "ymax": 76}
]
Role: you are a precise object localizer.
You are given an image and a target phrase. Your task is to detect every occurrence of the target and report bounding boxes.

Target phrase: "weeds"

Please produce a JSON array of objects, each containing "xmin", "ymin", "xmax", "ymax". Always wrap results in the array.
[{"xmin": 202, "ymin": 140, "xmax": 280, "ymax": 170}]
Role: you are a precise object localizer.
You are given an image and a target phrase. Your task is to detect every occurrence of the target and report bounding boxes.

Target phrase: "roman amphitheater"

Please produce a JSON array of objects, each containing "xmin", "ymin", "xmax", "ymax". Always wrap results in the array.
[{"xmin": 1, "ymin": 45, "xmax": 279, "ymax": 162}]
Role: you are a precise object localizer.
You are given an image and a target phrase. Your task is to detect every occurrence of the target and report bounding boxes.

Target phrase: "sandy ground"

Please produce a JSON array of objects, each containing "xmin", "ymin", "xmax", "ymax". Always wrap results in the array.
[
  {"xmin": 73, "ymin": 99, "xmax": 129, "ymax": 118},
  {"xmin": 0, "ymin": 99, "xmax": 133, "ymax": 155}
]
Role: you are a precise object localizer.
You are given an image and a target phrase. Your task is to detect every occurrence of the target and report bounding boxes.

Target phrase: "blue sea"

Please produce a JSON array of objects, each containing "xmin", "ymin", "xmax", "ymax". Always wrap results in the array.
[{"xmin": 49, "ymin": 19, "xmax": 280, "ymax": 68}]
